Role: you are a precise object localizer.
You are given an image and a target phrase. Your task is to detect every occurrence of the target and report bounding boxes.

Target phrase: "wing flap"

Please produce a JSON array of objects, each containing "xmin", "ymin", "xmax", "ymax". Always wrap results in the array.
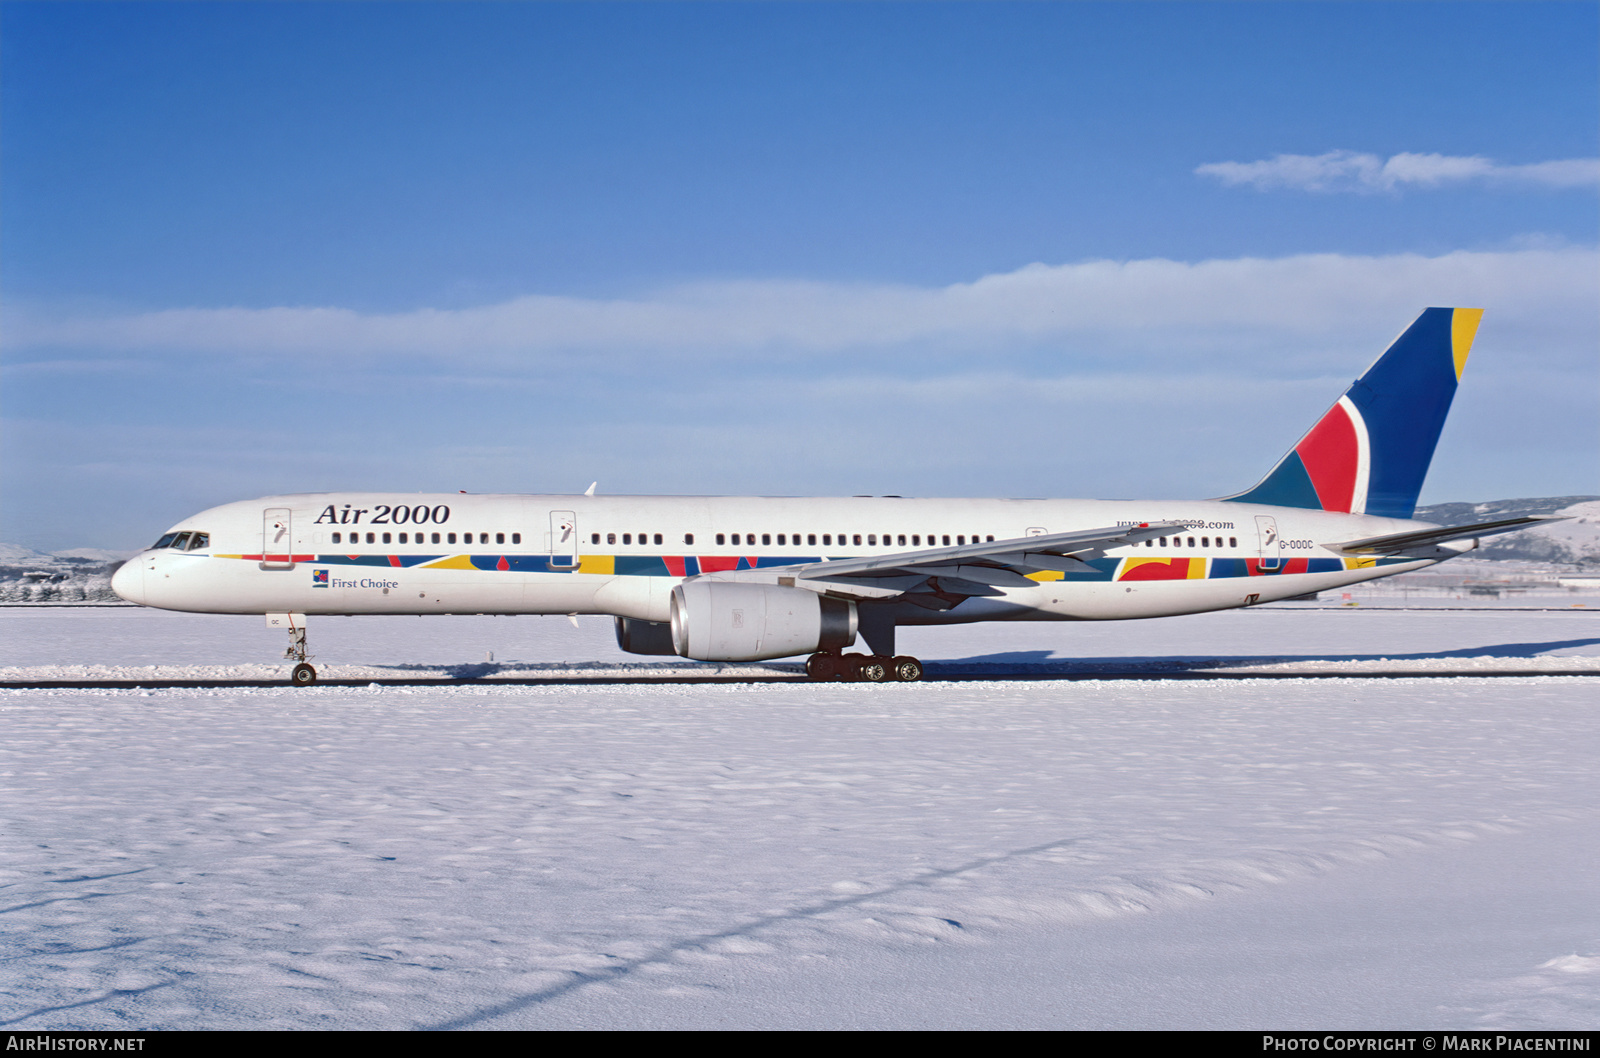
[{"xmin": 910, "ymin": 564, "xmax": 1041, "ymax": 588}]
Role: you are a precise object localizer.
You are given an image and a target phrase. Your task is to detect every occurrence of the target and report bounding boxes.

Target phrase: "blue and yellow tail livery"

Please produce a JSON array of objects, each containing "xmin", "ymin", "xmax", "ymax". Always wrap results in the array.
[{"xmin": 1224, "ymin": 307, "xmax": 1482, "ymax": 519}]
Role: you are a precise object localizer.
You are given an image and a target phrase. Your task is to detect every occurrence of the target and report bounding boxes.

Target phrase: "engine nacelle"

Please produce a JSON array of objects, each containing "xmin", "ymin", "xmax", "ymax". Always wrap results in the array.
[
  {"xmin": 670, "ymin": 581, "xmax": 857, "ymax": 661},
  {"xmin": 614, "ymin": 616, "xmax": 677, "ymax": 656}
]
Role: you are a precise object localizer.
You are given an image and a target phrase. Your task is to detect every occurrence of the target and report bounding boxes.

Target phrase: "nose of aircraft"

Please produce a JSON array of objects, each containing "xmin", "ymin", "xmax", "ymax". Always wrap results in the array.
[{"xmin": 111, "ymin": 556, "xmax": 146, "ymax": 605}]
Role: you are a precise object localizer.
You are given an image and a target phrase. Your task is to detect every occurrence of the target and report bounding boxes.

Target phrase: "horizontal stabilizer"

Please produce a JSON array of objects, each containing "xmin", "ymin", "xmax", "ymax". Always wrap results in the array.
[{"xmin": 1327, "ymin": 516, "xmax": 1559, "ymax": 555}]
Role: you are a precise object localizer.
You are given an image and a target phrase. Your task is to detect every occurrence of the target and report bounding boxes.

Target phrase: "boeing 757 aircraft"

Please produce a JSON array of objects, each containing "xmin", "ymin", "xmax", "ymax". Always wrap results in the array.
[{"xmin": 113, "ymin": 307, "xmax": 1550, "ymax": 684}]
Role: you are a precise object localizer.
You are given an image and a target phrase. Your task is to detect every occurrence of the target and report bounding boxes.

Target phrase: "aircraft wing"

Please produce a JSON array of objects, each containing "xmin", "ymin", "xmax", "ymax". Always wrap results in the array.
[
  {"xmin": 699, "ymin": 522, "xmax": 1191, "ymax": 601},
  {"xmin": 1326, "ymin": 516, "xmax": 1560, "ymax": 556}
]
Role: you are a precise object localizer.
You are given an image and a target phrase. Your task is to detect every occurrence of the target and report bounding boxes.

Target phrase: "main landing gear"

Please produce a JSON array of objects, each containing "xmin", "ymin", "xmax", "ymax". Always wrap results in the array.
[{"xmin": 805, "ymin": 652, "xmax": 924, "ymax": 683}]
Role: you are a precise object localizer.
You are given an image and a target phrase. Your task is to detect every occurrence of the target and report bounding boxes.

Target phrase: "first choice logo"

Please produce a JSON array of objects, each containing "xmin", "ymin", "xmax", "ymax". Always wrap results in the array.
[{"xmin": 311, "ymin": 570, "xmax": 400, "ymax": 590}]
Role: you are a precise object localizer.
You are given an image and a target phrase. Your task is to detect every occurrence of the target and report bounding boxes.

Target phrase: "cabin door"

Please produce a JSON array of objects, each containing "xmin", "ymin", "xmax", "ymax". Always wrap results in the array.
[
  {"xmin": 262, "ymin": 508, "xmax": 295, "ymax": 570},
  {"xmin": 1255, "ymin": 515, "xmax": 1282, "ymax": 571},
  {"xmin": 548, "ymin": 510, "xmax": 579, "ymax": 570}
]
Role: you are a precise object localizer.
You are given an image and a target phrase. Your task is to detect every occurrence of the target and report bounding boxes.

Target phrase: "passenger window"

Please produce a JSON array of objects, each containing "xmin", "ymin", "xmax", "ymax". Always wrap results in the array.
[
  {"xmin": 912, "ymin": 535, "xmax": 920, "ymax": 546},
  {"xmin": 777, "ymin": 534, "xmax": 785, "ymax": 546},
  {"xmin": 1201, "ymin": 537, "xmax": 1209, "ymax": 547},
  {"xmin": 608, "ymin": 533, "xmax": 617, "ymax": 545},
  {"xmin": 623, "ymin": 533, "xmax": 632, "ymax": 545},
  {"xmin": 591, "ymin": 533, "xmax": 600, "ymax": 544},
  {"xmin": 957, "ymin": 536, "xmax": 965, "ymax": 545},
  {"xmin": 762, "ymin": 534, "xmax": 771, "ymax": 546},
  {"xmin": 715, "ymin": 534, "xmax": 725, "ymax": 546},
  {"xmin": 808, "ymin": 534, "xmax": 816, "ymax": 546},
  {"xmin": 868, "ymin": 534, "xmax": 877, "ymax": 546},
  {"xmin": 853, "ymin": 534, "xmax": 862, "ymax": 546},
  {"xmin": 513, "ymin": 533, "xmax": 521, "ymax": 544},
  {"xmin": 479, "ymin": 533, "xmax": 488, "ymax": 544},
  {"xmin": 495, "ymin": 532, "xmax": 503, "ymax": 544},
  {"xmin": 821, "ymin": 534, "xmax": 830, "ymax": 546},
  {"xmin": 332, "ymin": 532, "xmax": 342, "ymax": 544},
  {"xmin": 399, "ymin": 532, "xmax": 408, "ymax": 544},
  {"xmin": 898, "ymin": 535, "xmax": 906, "ymax": 546},
  {"xmin": 433, "ymin": 532, "xmax": 441, "ymax": 544},
  {"xmin": 381, "ymin": 532, "xmax": 391, "ymax": 544},
  {"xmin": 654, "ymin": 533, "xmax": 662, "ymax": 545},
  {"xmin": 986, "ymin": 535, "xmax": 994, "ymax": 542},
  {"xmin": 684, "ymin": 534, "xmax": 694, "ymax": 545},
  {"xmin": 1229, "ymin": 537, "xmax": 1237, "ymax": 548},
  {"xmin": 745, "ymin": 534, "xmax": 754, "ymax": 546},
  {"xmin": 1187, "ymin": 537, "xmax": 1195, "ymax": 547},
  {"xmin": 447, "ymin": 532, "xmax": 457, "ymax": 544}
]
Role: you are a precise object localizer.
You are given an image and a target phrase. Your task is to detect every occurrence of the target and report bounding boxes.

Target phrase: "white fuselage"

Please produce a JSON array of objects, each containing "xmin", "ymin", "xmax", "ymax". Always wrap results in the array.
[{"xmin": 112, "ymin": 492, "xmax": 1450, "ymax": 628}]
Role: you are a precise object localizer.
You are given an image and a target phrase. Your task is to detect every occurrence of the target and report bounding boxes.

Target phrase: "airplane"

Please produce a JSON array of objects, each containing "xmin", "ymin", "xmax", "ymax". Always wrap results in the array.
[{"xmin": 112, "ymin": 307, "xmax": 1554, "ymax": 685}]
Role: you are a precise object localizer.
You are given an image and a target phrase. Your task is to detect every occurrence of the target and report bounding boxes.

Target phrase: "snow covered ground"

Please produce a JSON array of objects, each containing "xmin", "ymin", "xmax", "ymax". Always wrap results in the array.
[
  {"xmin": 2, "ymin": 608, "xmax": 1598, "ymax": 1029},
  {"xmin": 3, "ymin": 600, "xmax": 1599, "ymax": 683}
]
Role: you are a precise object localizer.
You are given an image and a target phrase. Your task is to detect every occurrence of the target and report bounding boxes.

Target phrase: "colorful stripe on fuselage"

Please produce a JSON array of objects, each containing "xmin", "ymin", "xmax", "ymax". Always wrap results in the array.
[{"xmin": 217, "ymin": 551, "xmax": 1406, "ymax": 582}]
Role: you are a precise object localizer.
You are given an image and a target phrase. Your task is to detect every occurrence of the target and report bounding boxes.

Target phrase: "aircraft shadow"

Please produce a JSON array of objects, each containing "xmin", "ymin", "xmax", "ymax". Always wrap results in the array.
[
  {"xmin": 344, "ymin": 638, "xmax": 1600, "ymax": 680},
  {"xmin": 935, "ymin": 638, "xmax": 1600, "ymax": 672}
]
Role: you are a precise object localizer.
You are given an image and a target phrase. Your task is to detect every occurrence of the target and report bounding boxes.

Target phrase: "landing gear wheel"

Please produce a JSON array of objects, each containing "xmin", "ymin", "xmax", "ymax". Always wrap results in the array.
[
  {"xmin": 857, "ymin": 656, "xmax": 889, "ymax": 683},
  {"xmin": 291, "ymin": 663, "xmax": 318, "ymax": 686},
  {"xmin": 891, "ymin": 656, "xmax": 923, "ymax": 682},
  {"xmin": 805, "ymin": 653, "xmax": 837, "ymax": 681}
]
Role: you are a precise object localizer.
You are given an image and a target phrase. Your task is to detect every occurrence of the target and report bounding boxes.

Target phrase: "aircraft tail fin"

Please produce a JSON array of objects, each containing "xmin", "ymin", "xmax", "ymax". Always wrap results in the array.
[{"xmin": 1221, "ymin": 307, "xmax": 1483, "ymax": 520}]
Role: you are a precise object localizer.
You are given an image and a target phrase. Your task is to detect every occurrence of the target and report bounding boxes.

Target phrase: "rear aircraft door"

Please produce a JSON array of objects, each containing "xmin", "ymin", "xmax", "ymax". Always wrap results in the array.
[
  {"xmin": 262, "ymin": 508, "xmax": 294, "ymax": 570},
  {"xmin": 548, "ymin": 510, "xmax": 578, "ymax": 570},
  {"xmin": 1256, "ymin": 515, "xmax": 1282, "ymax": 571}
]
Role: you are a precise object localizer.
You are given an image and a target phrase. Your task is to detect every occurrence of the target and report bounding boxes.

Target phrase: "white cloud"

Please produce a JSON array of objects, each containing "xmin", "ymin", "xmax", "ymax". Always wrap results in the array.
[
  {"xmin": 1195, "ymin": 150, "xmax": 1600, "ymax": 193},
  {"xmin": 5, "ymin": 247, "xmax": 1595, "ymax": 367}
]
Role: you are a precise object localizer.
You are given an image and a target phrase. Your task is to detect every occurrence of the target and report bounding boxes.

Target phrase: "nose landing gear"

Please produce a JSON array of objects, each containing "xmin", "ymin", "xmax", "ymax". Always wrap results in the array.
[{"xmin": 269, "ymin": 613, "xmax": 316, "ymax": 686}]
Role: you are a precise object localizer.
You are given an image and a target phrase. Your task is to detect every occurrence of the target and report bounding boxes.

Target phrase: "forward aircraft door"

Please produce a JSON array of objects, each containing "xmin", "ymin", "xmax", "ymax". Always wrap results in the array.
[
  {"xmin": 1256, "ymin": 515, "xmax": 1282, "ymax": 571},
  {"xmin": 262, "ymin": 508, "xmax": 294, "ymax": 570},
  {"xmin": 549, "ymin": 510, "xmax": 578, "ymax": 570}
]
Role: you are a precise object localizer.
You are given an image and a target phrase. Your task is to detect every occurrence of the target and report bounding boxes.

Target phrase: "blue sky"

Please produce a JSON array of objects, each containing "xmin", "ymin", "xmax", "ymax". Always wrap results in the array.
[{"xmin": 3, "ymin": 1, "xmax": 1596, "ymax": 550}]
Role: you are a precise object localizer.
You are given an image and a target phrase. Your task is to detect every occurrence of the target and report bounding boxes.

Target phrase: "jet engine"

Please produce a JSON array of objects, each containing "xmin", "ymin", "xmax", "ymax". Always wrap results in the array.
[{"xmin": 670, "ymin": 581, "xmax": 857, "ymax": 662}]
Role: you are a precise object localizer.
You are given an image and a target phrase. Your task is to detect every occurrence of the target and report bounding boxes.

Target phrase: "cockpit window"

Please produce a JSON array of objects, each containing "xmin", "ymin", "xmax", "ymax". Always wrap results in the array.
[{"xmin": 150, "ymin": 531, "xmax": 209, "ymax": 551}]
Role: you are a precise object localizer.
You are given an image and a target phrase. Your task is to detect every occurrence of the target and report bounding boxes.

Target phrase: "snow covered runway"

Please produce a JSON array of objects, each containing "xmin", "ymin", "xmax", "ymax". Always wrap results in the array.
[{"xmin": 2, "ymin": 608, "xmax": 1597, "ymax": 1029}]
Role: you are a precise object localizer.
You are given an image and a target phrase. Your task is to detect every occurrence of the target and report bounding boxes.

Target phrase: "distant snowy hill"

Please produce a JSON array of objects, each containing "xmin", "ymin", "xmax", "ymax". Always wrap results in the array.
[
  {"xmin": 0, "ymin": 545, "xmax": 131, "ymax": 604},
  {"xmin": 2, "ymin": 496, "xmax": 1597, "ymax": 603}
]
